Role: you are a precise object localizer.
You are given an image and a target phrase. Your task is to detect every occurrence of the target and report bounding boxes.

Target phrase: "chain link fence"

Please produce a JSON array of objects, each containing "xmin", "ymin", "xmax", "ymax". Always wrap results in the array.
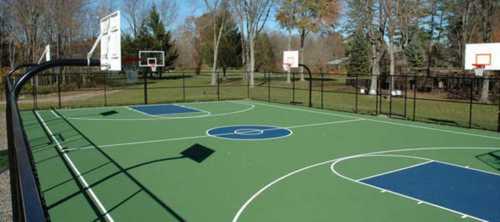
[{"xmin": 5, "ymin": 69, "xmax": 500, "ymax": 132}]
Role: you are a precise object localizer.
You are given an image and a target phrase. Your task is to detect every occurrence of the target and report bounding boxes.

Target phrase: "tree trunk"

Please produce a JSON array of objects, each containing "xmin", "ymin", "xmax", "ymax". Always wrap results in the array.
[
  {"xmin": 249, "ymin": 36, "xmax": 255, "ymax": 87},
  {"xmin": 8, "ymin": 39, "xmax": 15, "ymax": 69},
  {"xmin": 211, "ymin": 22, "xmax": 224, "ymax": 85},
  {"xmin": 369, "ymin": 43, "xmax": 380, "ymax": 95},
  {"xmin": 388, "ymin": 42, "xmax": 395, "ymax": 92},
  {"xmin": 480, "ymin": 77, "xmax": 490, "ymax": 103},
  {"xmin": 286, "ymin": 29, "xmax": 291, "ymax": 83},
  {"xmin": 479, "ymin": 0, "xmax": 493, "ymax": 103}
]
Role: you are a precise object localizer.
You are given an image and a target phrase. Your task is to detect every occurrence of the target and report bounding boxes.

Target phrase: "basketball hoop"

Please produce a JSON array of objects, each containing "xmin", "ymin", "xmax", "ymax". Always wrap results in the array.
[
  {"xmin": 472, "ymin": 64, "xmax": 486, "ymax": 77},
  {"xmin": 139, "ymin": 50, "xmax": 165, "ymax": 73}
]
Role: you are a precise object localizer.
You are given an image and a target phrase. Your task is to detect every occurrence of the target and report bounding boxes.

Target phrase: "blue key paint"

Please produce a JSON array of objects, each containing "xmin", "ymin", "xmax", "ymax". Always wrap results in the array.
[
  {"xmin": 361, "ymin": 161, "xmax": 500, "ymax": 221},
  {"xmin": 130, "ymin": 104, "xmax": 200, "ymax": 115}
]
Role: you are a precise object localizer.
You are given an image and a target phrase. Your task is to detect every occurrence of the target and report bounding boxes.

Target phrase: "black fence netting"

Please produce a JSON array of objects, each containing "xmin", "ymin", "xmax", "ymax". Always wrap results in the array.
[
  {"xmin": 5, "ymin": 74, "xmax": 48, "ymax": 221},
  {"xmin": 5, "ymin": 69, "xmax": 499, "ymax": 132}
]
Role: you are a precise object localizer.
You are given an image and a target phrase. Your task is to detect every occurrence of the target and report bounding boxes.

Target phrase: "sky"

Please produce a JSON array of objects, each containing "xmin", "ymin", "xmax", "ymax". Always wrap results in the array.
[{"xmin": 110, "ymin": 0, "xmax": 282, "ymax": 33}]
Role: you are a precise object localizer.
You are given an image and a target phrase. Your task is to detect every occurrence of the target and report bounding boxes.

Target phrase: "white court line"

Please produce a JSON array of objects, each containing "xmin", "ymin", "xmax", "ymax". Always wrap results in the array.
[
  {"xmin": 50, "ymin": 110, "xmax": 60, "ymax": 118},
  {"xmin": 232, "ymin": 146, "xmax": 498, "ymax": 222},
  {"xmin": 63, "ymin": 119, "xmax": 363, "ymax": 151},
  {"xmin": 356, "ymin": 160, "xmax": 434, "ymax": 182},
  {"xmin": 34, "ymin": 111, "xmax": 114, "ymax": 222},
  {"xmin": 244, "ymin": 100, "xmax": 500, "ymax": 140}
]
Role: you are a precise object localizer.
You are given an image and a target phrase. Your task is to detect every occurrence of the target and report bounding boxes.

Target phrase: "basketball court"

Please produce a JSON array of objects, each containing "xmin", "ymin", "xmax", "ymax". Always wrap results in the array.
[
  {"xmin": 5, "ymin": 10, "xmax": 500, "ymax": 222},
  {"xmin": 20, "ymin": 99, "xmax": 500, "ymax": 222}
]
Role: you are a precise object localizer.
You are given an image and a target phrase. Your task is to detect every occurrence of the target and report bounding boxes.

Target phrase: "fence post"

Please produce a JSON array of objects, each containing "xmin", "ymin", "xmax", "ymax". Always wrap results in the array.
[
  {"xmin": 403, "ymin": 74, "xmax": 408, "ymax": 118},
  {"xmin": 375, "ymin": 76, "xmax": 380, "ymax": 115},
  {"xmin": 390, "ymin": 76, "xmax": 394, "ymax": 117},
  {"xmin": 469, "ymin": 77, "xmax": 473, "ymax": 128},
  {"xmin": 267, "ymin": 72, "xmax": 271, "ymax": 102},
  {"xmin": 321, "ymin": 73, "xmax": 324, "ymax": 109},
  {"xmin": 247, "ymin": 71, "xmax": 250, "ymax": 99},
  {"xmin": 57, "ymin": 70, "xmax": 62, "ymax": 108},
  {"xmin": 104, "ymin": 72, "xmax": 108, "ymax": 106},
  {"xmin": 32, "ymin": 78, "xmax": 37, "ymax": 109},
  {"xmin": 182, "ymin": 71, "xmax": 186, "ymax": 102},
  {"xmin": 413, "ymin": 76, "xmax": 417, "ymax": 121},
  {"xmin": 497, "ymin": 88, "xmax": 500, "ymax": 132},
  {"xmin": 217, "ymin": 71, "xmax": 220, "ymax": 101},
  {"xmin": 292, "ymin": 72, "xmax": 296, "ymax": 104},
  {"xmin": 144, "ymin": 70, "xmax": 148, "ymax": 104},
  {"xmin": 355, "ymin": 74, "xmax": 359, "ymax": 113}
]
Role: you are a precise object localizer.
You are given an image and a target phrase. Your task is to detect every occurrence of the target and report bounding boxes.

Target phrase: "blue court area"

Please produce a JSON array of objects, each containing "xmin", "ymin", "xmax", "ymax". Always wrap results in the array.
[
  {"xmin": 130, "ymin": 104, "xmax": 200, "ymax": 115},
  {"xmin": 207, "ymin": 125, "xmax": 292, "ymax": 140},
  {"xmin": 360, "ymin": 161, "xmax": 500, "ymax": 221}
]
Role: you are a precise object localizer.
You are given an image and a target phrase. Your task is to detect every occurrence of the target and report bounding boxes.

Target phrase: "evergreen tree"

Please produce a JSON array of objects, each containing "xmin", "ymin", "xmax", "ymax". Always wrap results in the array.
[
  {"xmin": 198, "ymin": 9, "xmax": 242, "ymax": 73},
  {"xmin": 346, "ymin": 31, "xmax": 370, "ymax": 75}
]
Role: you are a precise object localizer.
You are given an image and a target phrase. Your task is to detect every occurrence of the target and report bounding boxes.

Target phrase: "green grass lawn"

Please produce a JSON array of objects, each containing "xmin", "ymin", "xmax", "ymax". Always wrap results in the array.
[{"xmin": 12, "ymin": 73, "xmax": 499, "ymax": 131}]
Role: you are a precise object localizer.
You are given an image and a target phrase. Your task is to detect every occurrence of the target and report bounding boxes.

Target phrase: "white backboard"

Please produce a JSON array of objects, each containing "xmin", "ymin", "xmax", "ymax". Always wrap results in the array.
[
  {"xmin": 37, "ymin": 45, "xmax": 51, "ymax": 64},
  {"xmin": 283, "ymin": 50, "xmax": 299, "ymax": 70},
  {"xmin": 100, "ymin": 11, "xmax": 121, "ymax": 71},
  {"xmin": 465, "ymin": 43, "xmax": 500, "ymax": 70}
]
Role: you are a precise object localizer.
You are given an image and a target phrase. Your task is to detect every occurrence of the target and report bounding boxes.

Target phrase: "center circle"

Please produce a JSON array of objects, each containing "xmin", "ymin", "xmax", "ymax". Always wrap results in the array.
[{"xmin": 207, "ymin": 125, "xmax": 293, "ymax": 140}]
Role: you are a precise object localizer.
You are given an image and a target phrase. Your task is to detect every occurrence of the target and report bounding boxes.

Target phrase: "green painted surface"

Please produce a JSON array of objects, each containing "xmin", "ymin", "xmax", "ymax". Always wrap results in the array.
[{"xmin": 22, "ymin": 100, "xmax": 500, "ymax": 221}]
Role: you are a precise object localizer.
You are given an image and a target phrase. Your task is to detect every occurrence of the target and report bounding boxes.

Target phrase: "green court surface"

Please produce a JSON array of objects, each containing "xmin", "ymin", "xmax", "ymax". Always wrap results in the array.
[{"xmin": 22, "ymin": 100, "xmax": 500, "ymax": 222}]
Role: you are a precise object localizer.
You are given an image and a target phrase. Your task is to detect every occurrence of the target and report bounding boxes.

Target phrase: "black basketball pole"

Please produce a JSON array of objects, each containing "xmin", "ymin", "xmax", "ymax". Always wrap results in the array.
[{"xmin": 299, "ymin": 64, "xmax": 312, "ymax": 108}]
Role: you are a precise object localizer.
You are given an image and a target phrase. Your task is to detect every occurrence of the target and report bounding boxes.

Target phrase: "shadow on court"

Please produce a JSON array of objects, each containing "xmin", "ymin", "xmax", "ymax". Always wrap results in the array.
[
  {"xmin": 476, "ymin": 150, "xmax": 500, "ymax": 171},
  {"xmin": 30, "ymin": 109, "xmax": 215, "ymax": 221}
]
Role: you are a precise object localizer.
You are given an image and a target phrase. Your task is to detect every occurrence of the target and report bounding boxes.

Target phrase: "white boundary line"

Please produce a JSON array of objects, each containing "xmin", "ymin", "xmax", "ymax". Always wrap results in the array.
[
  {"xmin": 232, "ymin": 146, "xmax": 499, "ymax": 222},
  {"xmin": 330, "ymin": 154, "xmax": 489, "ymax": 222},
  {"xmin": 50, "ymin": 110, "xmax": 60, "ymax": 118},
  {"xmin": 34, "ymin": 111, "xmax": 114, "ymax": 222},
  {"xmin": 356, "ymin": 160, "xmax": 434, "ymax": 182},
  {"xmin": 243, "ymin": 100, "xmax": 500, "ymax": 140}
]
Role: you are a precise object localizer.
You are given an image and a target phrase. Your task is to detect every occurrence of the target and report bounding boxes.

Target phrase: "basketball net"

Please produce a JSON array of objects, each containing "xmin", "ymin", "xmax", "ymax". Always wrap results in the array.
[
  {"xmin": 472, "ymin": 64, "xmax": 486, "ymax": 77},
  {"xmin": 150, "ymin": 64, "xmax": 157, "ymax": 72},
  {"xmin": 283, "ymin": 63, "xmax": 291, "ymax": 72}
]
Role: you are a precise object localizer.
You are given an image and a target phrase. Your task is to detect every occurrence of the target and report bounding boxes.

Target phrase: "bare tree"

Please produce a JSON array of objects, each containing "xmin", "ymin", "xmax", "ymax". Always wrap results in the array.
[
  {"xmin": 231, "ymin": 0, "xmax": 273, "ymax": 87},
  {"xmin": 479, "ymin": 0, "xmax": 495, "ymax": 103},
  {"xmin": 204, "ymin": 0, "xmax": 229, "ymax": 85},
  {"xmin": 158, "ymin": 0, "xmax": 178, "ymax": 26},
  {"xmin": 123, "ymin": 0, "xmax": 148, "ymax": 37},
  {"xmin": 366, "ymin": 0, "xmax": 386, "ymax": 95},
  {"xmin": 276, "ymin": 0, "xmax": 340, "ymax": 81}
]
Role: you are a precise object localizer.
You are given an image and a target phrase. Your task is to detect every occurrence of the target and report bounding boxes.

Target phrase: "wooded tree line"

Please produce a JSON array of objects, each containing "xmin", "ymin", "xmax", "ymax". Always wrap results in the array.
[
  {"xmin": 344, "ymin": 0, "xmax": 500, "ymax": 95},
  {"xmin": 0, "ymin": 0, "xmax": 499, "ymax": 89}
]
